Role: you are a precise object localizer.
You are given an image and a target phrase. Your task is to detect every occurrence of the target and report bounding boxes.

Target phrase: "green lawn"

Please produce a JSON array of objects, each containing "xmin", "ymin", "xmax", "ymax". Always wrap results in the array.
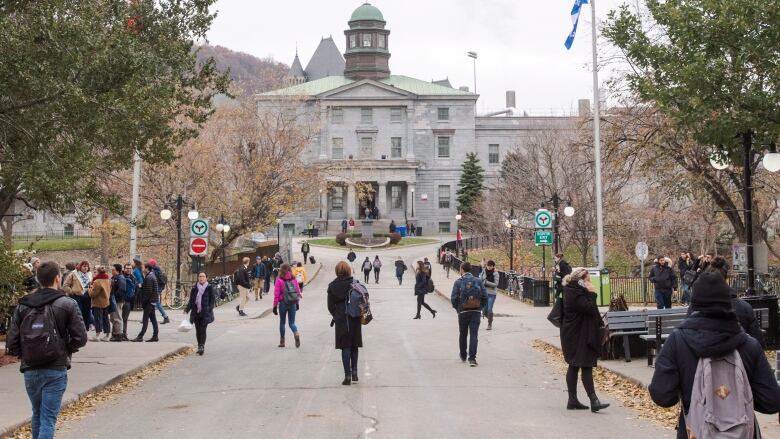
[
  {"xmin": 308, "ymin": 237, "xmax": 438, "ymax": 249},
  {"xmin": 12, "ymin": 238, "xmax": 99, "ymax": 252},
  {"xmin": 468, "ymin": 245, "xmax": 630, "ymax": 271}
]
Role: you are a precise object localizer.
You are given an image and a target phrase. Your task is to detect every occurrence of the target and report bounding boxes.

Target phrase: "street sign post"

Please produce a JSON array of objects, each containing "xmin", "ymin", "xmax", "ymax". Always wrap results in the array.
[
  {"xmin": 534, "ymin": 230, "xmax": 553, "ymax": 246},
  {"xmin": 534, "ymin": 209, "xmax": 553, "ymax": 229},
  {"xmin": 190, "ymin": 219, "xmax": 209, "ymax": 237},
  {"xmin": 635, "ymin": 241, "xmax": 649, "ymax": 304},
  {"xmin": 189, "ymin": 237, "xmax": 208, "ymax": 256}
]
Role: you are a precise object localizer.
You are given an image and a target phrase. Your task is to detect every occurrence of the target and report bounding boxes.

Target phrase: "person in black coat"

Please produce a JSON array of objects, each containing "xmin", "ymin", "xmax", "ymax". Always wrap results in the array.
[
  {"xmin": 560, "ymin": 268, "xmax": 610, "ymax": 412},
  {"xmin": 553, "ymin": 253, "xmax": 572, "ymax": 300},
  {"xmin": 132, "ymin": 263, "xmax": 159, "ymax": 342},
  {"xmin": 327, "ymin": 261, "xmax": 363, "ymax": 386},
  {"xmin": 649, "ymin": 256, "xmax": 677, "ymax": 309},
  {"xmin": 650, "ymin": 272, "xmax": 780, "ymax": 439},
  {"xmin": 185, "ymin": 272, "xmax": 215, "ymax": 355},
  {"xmin": 394, "ymin": 257, "xmax": 407, "ymax": 285},
  {"xmin": 413, "ymin": 261, "xmax": 437, "ymax": 320}
]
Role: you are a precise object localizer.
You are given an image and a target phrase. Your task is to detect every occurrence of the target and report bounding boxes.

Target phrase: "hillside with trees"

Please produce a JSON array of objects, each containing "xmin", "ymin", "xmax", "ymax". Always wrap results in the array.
[{"xmin": 196, "ymin": 44, "xmax": 288, "ymax": 97}]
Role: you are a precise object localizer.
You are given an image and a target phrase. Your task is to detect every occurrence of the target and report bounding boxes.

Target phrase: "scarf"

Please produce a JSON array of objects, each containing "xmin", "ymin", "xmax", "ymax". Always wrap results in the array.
[
  {"xmin": 485, "ymin": 269, "xmax": 495, "ymax": 283},
  {"xmin": 196, "ymin": 282, "xmax": 207, "ymax": 313},
  {"xmin": 78, "ymin": 271, "xmax": 91, "ymax": 289}
]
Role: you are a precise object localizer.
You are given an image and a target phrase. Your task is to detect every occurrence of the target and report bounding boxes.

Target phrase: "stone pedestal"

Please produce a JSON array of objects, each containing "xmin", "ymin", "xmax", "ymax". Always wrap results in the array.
[{"xmin": 360, "ymin": 220, "xmax": 374, "ymax": 238}]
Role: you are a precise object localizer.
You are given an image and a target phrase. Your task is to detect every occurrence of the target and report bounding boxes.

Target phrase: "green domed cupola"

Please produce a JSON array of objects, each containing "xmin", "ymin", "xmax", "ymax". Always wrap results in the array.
[{"xmin": 344, "ymin": 2, "xmax": 391, "ymax": 80}]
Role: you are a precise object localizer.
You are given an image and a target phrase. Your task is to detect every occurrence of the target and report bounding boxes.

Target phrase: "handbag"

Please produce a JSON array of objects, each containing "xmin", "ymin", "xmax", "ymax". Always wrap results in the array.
[
  {"xmin": 547, "ymin": 297, "xmax": 564, "ymax": 328},
  {"xmin": 178, "ymin": 318, "xmax": 193, "ymax": 333}
]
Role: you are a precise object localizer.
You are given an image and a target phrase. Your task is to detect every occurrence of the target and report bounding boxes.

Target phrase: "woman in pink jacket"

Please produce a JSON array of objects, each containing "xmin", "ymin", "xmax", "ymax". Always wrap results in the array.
[{"xmin": 273, "ymin": 263, "xmax": 302, "ymax": 348}]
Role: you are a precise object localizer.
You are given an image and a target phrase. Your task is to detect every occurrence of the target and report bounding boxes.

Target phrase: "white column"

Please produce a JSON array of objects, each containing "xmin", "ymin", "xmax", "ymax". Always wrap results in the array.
[
  {"xmin": 377, "ymin": 182, "xmax": 387, "ymax": 219},
  {"xmin": 319, "ymin": 105, "xmax": 328, "ymax": 159},
  {"xmin": 405, "ymin": 104, "xmax": 415, "ymax": 159},
  {"xmin": 346, "ymin": 184, "xmax": 356, "ymax": 219}
]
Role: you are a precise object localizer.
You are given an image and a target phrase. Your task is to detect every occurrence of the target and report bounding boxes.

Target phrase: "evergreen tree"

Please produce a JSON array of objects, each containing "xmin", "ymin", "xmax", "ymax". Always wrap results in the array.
[{"xmin": 456, "ymin": 152, "xmax": 485, "ymax": 215}]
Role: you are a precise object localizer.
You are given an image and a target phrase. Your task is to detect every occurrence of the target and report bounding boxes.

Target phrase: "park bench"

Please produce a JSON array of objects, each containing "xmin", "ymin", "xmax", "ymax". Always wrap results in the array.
[
  {"xmin": 605, "ymin": 308, "xmax": 686, "ymax": 362},
  {"xmin": 641, "ymin": 312, "xmax": 688, "ymax": 366}
]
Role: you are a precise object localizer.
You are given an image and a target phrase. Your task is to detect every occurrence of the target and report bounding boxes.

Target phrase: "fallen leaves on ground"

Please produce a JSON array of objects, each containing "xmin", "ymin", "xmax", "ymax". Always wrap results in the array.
[
  {"xmin": 0, "ymin": 353, "xmax": 19, "ymax": 367},
  {"xmin": 531, "ymin": 339, "xmax": 679, "ymax": 431},
  {"xmin": 9, "ymin": 347, "xmax": 195, "ymax": 439}
]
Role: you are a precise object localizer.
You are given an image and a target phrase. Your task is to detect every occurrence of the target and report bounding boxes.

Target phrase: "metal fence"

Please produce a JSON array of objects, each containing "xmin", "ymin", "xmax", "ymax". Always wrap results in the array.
[{"xmin": 12, "ymin": 230, "xmax": 96, "ymax": 241}]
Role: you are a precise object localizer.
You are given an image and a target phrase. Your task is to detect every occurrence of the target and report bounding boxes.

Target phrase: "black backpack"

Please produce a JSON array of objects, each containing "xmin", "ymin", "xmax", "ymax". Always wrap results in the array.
[
  {"xmin": 154, "ymin": 267, "xmax": 168, "ymax": 291},
  {"xmin": 20, "ymin": 300, "xmax": 67, "ymax": 367}
]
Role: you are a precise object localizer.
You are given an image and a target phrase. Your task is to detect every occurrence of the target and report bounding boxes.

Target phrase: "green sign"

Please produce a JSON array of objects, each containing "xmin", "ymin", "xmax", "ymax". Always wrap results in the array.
[
  {"xmin": 534, "ymin": 209, "xmax": 553, "ymax": 229},
  {"xmin": 190, "ymin": 219, "xmax": 209, "ymax": 237},
  {"xmin": 535, "ymin": 230, "xmax": 553, "ymax": 246}
]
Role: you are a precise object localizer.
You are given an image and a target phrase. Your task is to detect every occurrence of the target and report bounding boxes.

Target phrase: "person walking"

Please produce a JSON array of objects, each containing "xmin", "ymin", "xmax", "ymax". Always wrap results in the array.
[
  {"xmin": 327, "ymin": 261, "xmax": 363, "ymax": 385},
  {"xmin": 89, "ymin": 266, "xmax": 111, "ymax": 342},
  {"xmin": 252, "ymin": 256, "xmax": 266, "ymax": 300},
  {"xmin": 262, "ymin": 255, "xmax": 274, "ymax": 295},
  {"xmin": 649, "ymin": 272, "xmax": 780, "ymax": 439},
  {"xmin": 423, "ymin": 257, "xmax": 432, "ymax": 272},
  {"xmin": 341, "ymin": 218, "xmax": 348, "ymax": 234},
  {"xmin": 361, "ymin": 257, "xmax": 372, "ymax": 284},
  {"xmin": 553, "ymin": 253, "xmax": 572, "ymax": 300},
  {"xmin": 273, "ymin": 263, "xmax": 302, "ymax": 348},
  {"xmin": 6, "ymin": 261, "xmax": 88, "ymax": 439},
  {"xmin": 292, "ymin": 262, "xmax": 308, "ymax": 292},
  {"xmin": 61, "ymin": 260, "xmax": 93, "ymax": 331},
  {"xmin": 394, "ymin": 257, "xmax": 407, "ymax": 285},
  {"xmin": 443, "ymin": 249, "xmax": 453, "ymax": 279},
  {"xmin": 649, "ymin": 256, "xmax": 677, "ymax": 309},
  {"xmin": 147, "ymin": 260, "xmax": 170, "ymax": 324},
  {"xmin": 677, "ymin": 251, "xmax": 694, "ymax": 305},
  {"xmin": 108, "ymin": 264, "xmax": 127, "ymax": 342},
  {"xmin": 301, "ymin": 240, "xmax": 311, "ymax": 264},
  {"xmin": 560, "ymin": 267, "xmax": 610, "ymax": 412},
  {"xmin": 120, "ymin": 263, "xmax": 137, "ymax": 341},
  {"xmin": 347, "ymin": 248, "xmax": 357, "ymax": 271},
  {"xmin": 372, "ymin": 255, "xmax": 382, "ymax": 284},
  {"xmin": 480, "ymin": 260, "xmax": 499, "ymax": 330},
  {"xmin": 185, "ymin": 272, "xmax": 215, "ymax": 355},
  {"xmin": 414, "ymin": 261, "xmax": 437, "ymax": 319},
  {"xmin": 234, "ymin": 257, "xmax": 251, "ymax": 317},
  {"xmin": 450, "ymin": 262, "xmax": 487, "ymax": 367},
  {"xmin": 132, "ymin": 263, "xmax": 160, "ymax": 342}
]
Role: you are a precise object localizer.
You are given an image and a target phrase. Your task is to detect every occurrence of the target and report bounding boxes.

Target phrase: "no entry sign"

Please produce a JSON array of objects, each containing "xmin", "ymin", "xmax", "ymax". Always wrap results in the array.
[{"xmin": 189, "ymin": 237, "xmax": 208, "ymax": 256}]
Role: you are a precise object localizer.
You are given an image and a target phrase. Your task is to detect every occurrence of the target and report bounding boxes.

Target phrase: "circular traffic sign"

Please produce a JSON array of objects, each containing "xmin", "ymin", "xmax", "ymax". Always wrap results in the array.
[
  {"xmin": 191, "ymin": 219, "xmax": 208, "ymax": 236},
  {"xmin": 190, "ymin": 237, "xmax": 207, "ymax": 254},
  {"xmin": 534, "ymin": 210, "xmax": 553, "ymax": 229},
  {"xmin": 635, "ymin": 241, "xmax": 649, "ymax": 260}
]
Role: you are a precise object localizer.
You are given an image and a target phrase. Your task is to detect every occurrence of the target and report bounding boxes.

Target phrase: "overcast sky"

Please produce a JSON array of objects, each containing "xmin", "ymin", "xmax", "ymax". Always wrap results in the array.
[{"xmin": 207, "ymin": 0, "xmax": 627, "ymax": 114}]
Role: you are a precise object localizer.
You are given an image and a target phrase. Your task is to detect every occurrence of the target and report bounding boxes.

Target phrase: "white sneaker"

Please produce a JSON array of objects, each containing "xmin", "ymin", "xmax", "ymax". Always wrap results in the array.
[
  {"xmin": 100, "ymin": 334, "xmax": 109, "ymax": 342},
  {"xmin": 90, "ymin": 334, "xmax": 99, "ymax": 342}
]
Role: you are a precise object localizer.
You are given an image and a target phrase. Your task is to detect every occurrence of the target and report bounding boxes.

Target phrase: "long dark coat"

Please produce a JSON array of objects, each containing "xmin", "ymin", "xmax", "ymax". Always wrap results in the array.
[
  {"xmin": 327, "ymin": 276, "xmax": 363, "ymax": 350},
  {"xmin": 185, "ymin": 283, "xmax": 215, "ymax": 325},
  {"xmin": 560, "ymin": 282, "xmax": 603, "ymax": 367}
]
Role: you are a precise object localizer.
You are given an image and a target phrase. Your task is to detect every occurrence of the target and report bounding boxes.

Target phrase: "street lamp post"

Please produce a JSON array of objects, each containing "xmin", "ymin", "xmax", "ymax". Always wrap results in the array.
[
  {"xmin": 543, "ymin": 194, "xmax": 575, "ymax": 255},
  {"xmin": 455, "ymin": 213, "xmax": 462, "ymax": 256},
  {"xmin": 467, "ymin": 51, "xmax": 477, "ymax": 93},
  {"xmin": 504, "ymin": 208, "xmax": 519, "ymax": 272},
  {"xmin": 159, "ymin": 195, "xmax": 198, "ymax": 304},
  {"xmin": 276, "ymin": 217, "xmax": 281, "ymax": 245},
  {"xmin": 410, "ymin": 188, "xmax": 415, "ymax": 218},
  {"xmin": 318, "ymin": 189, "xmax": 323, "ymax": 219},
  {"xmin": 215, "ymin": 215, "xmax": 230, "ymax": 276}
]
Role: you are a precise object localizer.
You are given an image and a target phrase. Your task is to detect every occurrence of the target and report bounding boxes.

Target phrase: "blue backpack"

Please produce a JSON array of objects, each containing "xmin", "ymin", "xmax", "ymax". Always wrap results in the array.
[
  {"xmin": 124, "ymin": 274, "xmax": 136, "ymax": 302},
  {"xmin": 346, "ymin": 280, "xmax": 373, "ymax": 324},
  {"xmin": 459, "ymin": 277, "xmax": 483, "ymax": 311}
]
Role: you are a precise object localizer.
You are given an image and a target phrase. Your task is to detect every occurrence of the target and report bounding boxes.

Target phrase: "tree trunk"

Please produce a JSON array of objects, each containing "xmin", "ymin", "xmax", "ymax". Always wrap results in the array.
[{"xmin": 100, "ymin": 208, "xmax": 110, "ymax": 265}]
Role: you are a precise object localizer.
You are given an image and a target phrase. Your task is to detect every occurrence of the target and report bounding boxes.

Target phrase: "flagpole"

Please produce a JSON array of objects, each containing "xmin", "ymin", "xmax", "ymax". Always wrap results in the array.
[{"xmin": 590, "ymin": 0, "xmax": 605, "ymax": 269}]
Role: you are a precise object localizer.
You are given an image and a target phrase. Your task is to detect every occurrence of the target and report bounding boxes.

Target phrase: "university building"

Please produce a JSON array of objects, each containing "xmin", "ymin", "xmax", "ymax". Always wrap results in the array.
[{"xmin": 258, "ymin": 2, "xmax": 590, "ymax": 236}]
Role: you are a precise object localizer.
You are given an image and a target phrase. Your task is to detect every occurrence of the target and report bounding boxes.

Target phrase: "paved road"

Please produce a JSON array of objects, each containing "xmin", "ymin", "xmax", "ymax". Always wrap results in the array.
[{"xmin": 57, "ymin": 242, "xmax": 669, "ymax": 439}]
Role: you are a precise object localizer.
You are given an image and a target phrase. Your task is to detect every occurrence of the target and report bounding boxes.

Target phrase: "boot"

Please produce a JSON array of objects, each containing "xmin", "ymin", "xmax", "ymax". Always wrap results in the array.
[
  {"xmin": 351, "ymin": 371, "xmax": 359, "ymax": 382},
  {"xmin": 294, "ymin": 333, "xmax": 301, "ymax": 348},
  {"xmin": 197, "ymin": 345, "xmax": 204, "ymax": 356},
  {"xmin": 278, "ymin": 336, "xmax": 285, "ymax": 348},
  {"xmin": 162, "ymin": 317, "xmax": 170, "ymax": 325},
  {"xmin": 567, "ymin": 394, "xmax": 588, "ymax": 410},
  {"xmin": 413, "ymin": 315, "xmax": 421, "ymax": 320},
  {"xmin": 342, "ymin": 375, "xmax": 351, "ymax": 386},
  {"xmin": 487, "ymin": 313, "xmax": 493, "ymax": 330},
  {"xmin": 588, "ymin": 394, "xmax": 610, "ymax": 412}
]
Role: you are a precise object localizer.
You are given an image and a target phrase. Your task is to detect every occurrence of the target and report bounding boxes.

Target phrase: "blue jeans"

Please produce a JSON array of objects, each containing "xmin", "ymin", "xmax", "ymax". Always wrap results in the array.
[
  {"xmin": 458, "ymin": 312, "xmax": 481, "ymax": 361},
  {"xmin": 483, "ymin": 294, "xmax": 497, "ymax": 314},
  {"xmin": 24, "ymin": 368, "xmax": 68, "ymax": 439},
  {"xmin": 91, "ymin": 307, "xmax": 109, "ymax": 334},
  {"xmin": 155, "ymin": 302, "xmax": 168, "ymax": 318},
  {"xmin": 655, "ymin": 289, "xmax": 672, "ymax": 309},
  {"xmin": 681, "ymin": 283, "xmax": 691, "ymax": 305},
  {"xmin": 279, "ymin": 301, "xmax": 299, "ymax": 337}
]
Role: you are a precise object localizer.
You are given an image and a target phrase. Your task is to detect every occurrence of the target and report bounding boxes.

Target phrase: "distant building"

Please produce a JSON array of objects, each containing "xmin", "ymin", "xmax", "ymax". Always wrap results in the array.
[{"xmin": 260, "ymin": 2, "xmax": 588, "ymax": 235}]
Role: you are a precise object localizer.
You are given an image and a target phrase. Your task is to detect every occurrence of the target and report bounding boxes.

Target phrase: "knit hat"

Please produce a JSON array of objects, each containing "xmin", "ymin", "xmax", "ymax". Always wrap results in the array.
[
  {"xmin": 690, "ymin": 272, "xmax": 733, "ymax": 312},
  {"xmin": 148, "ymin": 258, "xmax": 157, "ymax": 266}
]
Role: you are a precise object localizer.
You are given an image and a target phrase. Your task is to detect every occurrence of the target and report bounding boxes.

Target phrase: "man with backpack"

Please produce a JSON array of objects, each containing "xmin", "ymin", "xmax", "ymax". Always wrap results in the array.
[
  {"xmin": 108, "ymin": 264, "xmax": 127, "ymax": 342},
  {"xmin": 450, "ymin": 262, "xmax": 488, "ymax": 367},
  {"xmin": 132, "ymin": 263, "xmax": 161, "ymax": 342},
  {"xmin": 6, "ymin": 261, "xmax": 88, "ymax": 439},
  {"xmin": 147, "ymin": 259, "xmax": 170, "ymax": 324},
  {"xmin": 649, "ymin": 272, "xmax": 780, "ymax": 439}
]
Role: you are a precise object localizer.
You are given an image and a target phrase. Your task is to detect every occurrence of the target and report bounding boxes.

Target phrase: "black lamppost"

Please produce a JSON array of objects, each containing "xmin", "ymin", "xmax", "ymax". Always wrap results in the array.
[
  {"xmin": 215, "ymin": 215, "xmax": 230, "ymax": 276},
  {"xmin": 318, "ymin": 188, "xmax": 323, "ymax": 219},
  {"xmin": 542, "ymin": 194, "xmax": 575, "ymax": 255},
  {"xmin": 455, "ymin": 213, "xmax": 462, "ymax": 256},
  {"xmin": 276, "ymin": 216, "xmax": 281, "ymax": 244},
  {"xmin": 504, "ymin": 208, "xmax": 519, "ymax": 272},
  {"xmin": 410, "ymin": 187, "xmax": 415, "ymax": 217},
  {"xmin": 160, "ymin": 195, "xmax": 198, "ymax": 304}
]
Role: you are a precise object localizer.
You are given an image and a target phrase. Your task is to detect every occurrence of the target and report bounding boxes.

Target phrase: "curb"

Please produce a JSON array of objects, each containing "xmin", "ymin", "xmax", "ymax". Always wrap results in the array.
[{"xmin": 0, "ymin": 345, "xmax": 191, "ymax": 438}]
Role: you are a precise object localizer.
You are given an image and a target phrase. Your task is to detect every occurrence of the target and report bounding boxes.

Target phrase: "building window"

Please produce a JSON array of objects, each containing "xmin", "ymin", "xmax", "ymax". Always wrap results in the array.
[
  {"xmin": 332, "ymin": 107, "xmax": 343, "ymax": 124},
  {"xmin": 391, "ymin": 186, "xmax": 402, "ymax": 209},
  {"xmin": 349, "ymin": 34, "xmax": 356, "ymax": 48},
  {"xmin": 439, "ymin": 222, "xmax": 451, "ymax": 233},
  {"xmin": 391, "ymin": 137, "xmax": 402, "ymax": 158},
  {"xmin": 489, "ymin": 144, "xmax": 500, "ymax": 164},
  {"xmin": 437, "ymin": 107, "xmax": 449, "ymax": 121},
  {"xmin": 332, "ymin": 187, "xmax": 344, "ymax": 211},
  {"xmin": 378, "ymin": 34, "xmax": 386, "ymax": 48},
  {"xmin": 284, "ymin": 108, "xmax": 296, "ymax": 121},
  {"xmin": 332, "ymin": 138, "xmax": 344, "ymax": 159},
  {"xmin": 63, "ymin": 224, "xmax": 74, "ymax": 237},
  {"xmin": 360, "ymin": 137, "xmax": 373, "ymax": 157},
  {"xmin": 438, "ymin": 185, "xmax": 450, "ymax": 209},
  {"xmin": 362, "ymin": 33, "xmax": 372, "ymax": 47},
  {"xmin": 361, "ymin": 107, "xmax": 373, "ymax": 124},
  {"xmin": 437, "ymin": 136, "xmax": 450, "ymax": 158},
  {"xmin": 390, "ymin": 107, "xmax": 402, "ymax": 123}
]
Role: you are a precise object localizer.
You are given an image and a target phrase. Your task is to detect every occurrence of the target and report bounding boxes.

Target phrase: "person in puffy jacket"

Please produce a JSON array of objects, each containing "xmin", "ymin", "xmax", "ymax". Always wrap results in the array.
[
  {"xmin": 132, "ymin": 264, "xmax": 159, "ymax": 342},
  {"xmin": 649, "ymin": 272, "xmax": 780, "ymax": 439},
  {"xmin": 413, "ymin": 261, "xmax": 436, "ymax": 319},
  {"xmin": 273, "ymin": 263, "xmax": 302, "ymax": 349},
  {"xmin": 89, "ymin": 266, "xmax": 111, "ymax": 342},
  {"xmin": 395, "ymin": 257, "xmax": 407, "ymax": 285},
  {"xmin": 649, "ymin": 256, "xmax": 677, "ymax": 309}
]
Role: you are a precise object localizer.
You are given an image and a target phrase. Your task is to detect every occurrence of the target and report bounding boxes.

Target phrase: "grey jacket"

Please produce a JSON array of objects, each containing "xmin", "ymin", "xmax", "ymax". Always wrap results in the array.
[{"xmin": 480, "ymin": 269, "xmax": 498, "ymax": 296}]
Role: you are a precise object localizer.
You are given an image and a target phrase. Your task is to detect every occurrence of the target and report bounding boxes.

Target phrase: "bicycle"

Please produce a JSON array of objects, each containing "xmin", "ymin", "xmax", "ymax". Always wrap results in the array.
[
  {"xmin": 505, "ymin": 271, "xmax": 522, "ymax": 298},
  {"xmin": 161, "ymin": 283, "xmax": 191, "ymax": 310},
  {"xmin": 209, "ymin": 275, "xmax": 238, "ymax": 306}
]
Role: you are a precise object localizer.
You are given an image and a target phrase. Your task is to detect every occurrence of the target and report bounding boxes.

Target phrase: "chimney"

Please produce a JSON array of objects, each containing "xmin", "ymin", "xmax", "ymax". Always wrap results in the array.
[
  {"xmin": 505, "ymin": 90, "xmax": 516, "ymax": 108},
  {"xmin": 459, "ymin": 86, "xmax": 470, "ymax": 92},
  {"xmin": 578, "ymin": 99, "xmax": 591, "ymax": 117}
]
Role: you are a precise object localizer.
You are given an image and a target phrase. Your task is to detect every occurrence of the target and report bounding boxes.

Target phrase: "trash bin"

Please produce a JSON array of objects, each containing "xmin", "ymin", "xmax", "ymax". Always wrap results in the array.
[
  {"xmin": 588, "ymin": 268, "xmax": 612, "ymax": 307},
  {"xmin": 743, "ymin": 295, "xmax": 779, "ymax": 349},
  {"xmin": 531, "ymin": 279, "xmax": 550, "ymax": 307},
  {"xmin": 415, "ymin": 226, "xmax": 422, "ymax": 236},
  {"xmin": 397, "ymin": 225, "xmax": 407, "ymax": 237}
]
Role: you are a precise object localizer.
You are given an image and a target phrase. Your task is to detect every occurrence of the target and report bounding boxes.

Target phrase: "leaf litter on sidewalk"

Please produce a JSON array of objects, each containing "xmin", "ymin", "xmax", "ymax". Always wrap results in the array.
[
  {"xmin": 9, "ymin": 347, "xmax": 195, "ymax": 439},
  {"xmin": 531, "ymin": 339, "xmax": 679, "ymax": 431}
]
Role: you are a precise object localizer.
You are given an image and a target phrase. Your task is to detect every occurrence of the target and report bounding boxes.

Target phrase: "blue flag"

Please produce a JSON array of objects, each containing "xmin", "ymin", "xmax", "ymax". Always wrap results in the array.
[{"xmin": 564, "ymin": 0, "xmax": 589, "ymax": 50}]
